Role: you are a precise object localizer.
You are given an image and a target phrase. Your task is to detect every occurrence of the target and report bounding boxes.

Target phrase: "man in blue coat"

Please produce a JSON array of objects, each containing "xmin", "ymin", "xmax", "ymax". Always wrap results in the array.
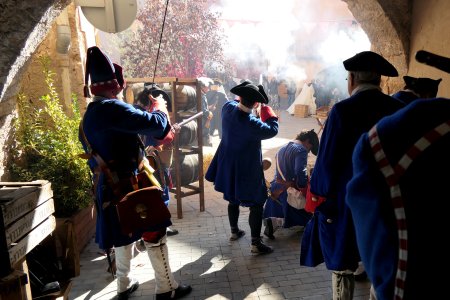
[
  {"xmin": 80, "ymin": 47, "xmax": 191, "ymax": 300},
  {"xmin": 347, "ymin": 98, "xmax": 450, "ymax": 300},
  {"xmin": 205, "ymin": 81, "xmax": 278, "ymax": 254},
  {"xmin": 347, "ymin": 51, "xmax": 450, "ymax": 300},
  {"xmin": 392, "ymin": 75, "xmax": 442, "ymax": 105},
  {"xmin": 263, "ymin": 129, "xmax": 319, "ymax": 239},
  {"xmin": 300, "ymin": 51, "xmax": 404, "ymax": 300}
]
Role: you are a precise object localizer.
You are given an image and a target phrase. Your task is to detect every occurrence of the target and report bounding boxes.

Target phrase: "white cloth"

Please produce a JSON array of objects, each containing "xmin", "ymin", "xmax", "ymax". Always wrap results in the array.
[
  {"xmin": 145, "ymin": 236, "xmax": 179, "ymax": 294},
  {"xmin": 332, "ymin": 270, "xmax": 355, "ymax": 300},
  {"xmin": 350, "ymin": 83, "xmax": 380, "ymax": 96},
  {"xmin": 287, "ymin": 83, "xmax": 317, "ymax": 115},
  {"xmin": 116, "ymin": 236, "xmax": 179, "ymax": 295},
  {"xmin": 115, "ymin": 243, "xmax": 137, "ymax": 293},
  {"xmin": 286, "ymin": 186, "xmax": 306, "ymax": 209}
]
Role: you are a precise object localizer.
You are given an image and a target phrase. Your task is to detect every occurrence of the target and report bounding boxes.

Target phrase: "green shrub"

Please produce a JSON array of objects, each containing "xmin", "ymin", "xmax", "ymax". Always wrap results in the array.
[{"xmin": 9, "ymin": 56, "xmax": 92, "ymax": 217}]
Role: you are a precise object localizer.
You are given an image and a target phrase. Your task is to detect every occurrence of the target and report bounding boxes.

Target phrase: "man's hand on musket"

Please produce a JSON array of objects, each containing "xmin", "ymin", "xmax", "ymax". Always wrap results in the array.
[{"xmin": 171, "ymin": 123, "xmax": 181, "ymax": 134}]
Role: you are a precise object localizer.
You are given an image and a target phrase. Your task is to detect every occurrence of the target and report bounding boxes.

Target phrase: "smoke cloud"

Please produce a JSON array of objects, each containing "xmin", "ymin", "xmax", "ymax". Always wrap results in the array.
[{"xmin": 212, "ymin": 0, "xmax": 370, "ymax": 87}]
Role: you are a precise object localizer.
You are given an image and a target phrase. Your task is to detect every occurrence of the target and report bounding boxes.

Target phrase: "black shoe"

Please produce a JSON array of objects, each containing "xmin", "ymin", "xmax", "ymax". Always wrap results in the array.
[
  {"xmin": 251, "ymin": 239, "xmax": 274, "ymax": 254},
  {"xmin": 229, "ymin": 229, "xmax": 245, "ymax": 241},
  {"xmin": 117, "ymin": 282, "xmax": 139, "ymax": 300},
  {"xmin": 354, "ymin": 271, "xmax": 368, "ymax": 282},
  {"xmin": 166, "ymin": 227, "xmax": 179, "ymax": 236},
  {"xmin": 263, "ymin": 218, "xmax": 275, "ymax": 240},
  {"xmin": 155, "ymin": 284, "xmax": 192, "ymax": 300}
]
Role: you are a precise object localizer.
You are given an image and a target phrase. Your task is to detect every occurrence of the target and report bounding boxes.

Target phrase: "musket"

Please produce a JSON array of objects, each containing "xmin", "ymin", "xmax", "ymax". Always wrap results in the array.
[
  {"xmin": 177, "ymin": 111, "xmax": 204, "ymax": 127},
  {"xmin": 415, "ymin": 50, "xmax": 450, "ymax": 74}
]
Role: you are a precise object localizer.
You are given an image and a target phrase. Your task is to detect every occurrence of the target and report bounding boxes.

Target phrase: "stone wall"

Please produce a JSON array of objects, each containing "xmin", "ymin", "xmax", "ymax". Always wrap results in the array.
[
  {"xmin": 0, "ymin": 0, "xmax": 72, "ymax": 106},
  {"xmin": 343, "ymin": 0, "xmax": 412, "ymax": 94},
  {"xmin": 408, "ymin": 0, "xmax": 450, "ymax": 97},
  {"xmin": 18, "ymin": 3, "xmax": 86, "ymax": 114},
  {"xmin": 0, "ymin": 0, "xmax": 72, "ymax": 180}
]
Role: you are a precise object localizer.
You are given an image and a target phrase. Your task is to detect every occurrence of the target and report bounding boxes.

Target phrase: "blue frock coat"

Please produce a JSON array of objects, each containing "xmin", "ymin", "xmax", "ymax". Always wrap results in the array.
[
  {"xmin": 205, "ymin": 100, "xmax": 278, "ymax": 206},
  {"xmin": 80, "ymin": 98, "xmax": 172, "ymax": 250},
  {"xmin": 392, "ymin": 90, "xmax": 419, "ymax": 105},
  {"xmin": 346, "ymin": 98, "xmax": 450, "ymax": 300},
  {"xmin": 301, "ymin": 88, "xmax": 404, "ymax": 271}
]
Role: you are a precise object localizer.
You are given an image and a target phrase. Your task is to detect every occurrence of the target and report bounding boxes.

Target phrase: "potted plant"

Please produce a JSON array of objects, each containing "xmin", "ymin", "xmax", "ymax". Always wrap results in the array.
[{"xmin": 8, "ymin": 56, "xmax": 94, "ymax": 279}]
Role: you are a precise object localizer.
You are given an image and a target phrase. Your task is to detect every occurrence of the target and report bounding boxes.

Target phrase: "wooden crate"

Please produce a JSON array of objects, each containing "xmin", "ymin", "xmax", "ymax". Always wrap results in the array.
[
  {"xmin": 0, "ymin": 269, "xmax": 30, "ymax": 300},
  {"xmin": 0, "ymin": 180, "xmax": 55, "ymax": 277},
  {"xmin": 294, "ymin": 104, "xmax": 309, "ymax": 118}
]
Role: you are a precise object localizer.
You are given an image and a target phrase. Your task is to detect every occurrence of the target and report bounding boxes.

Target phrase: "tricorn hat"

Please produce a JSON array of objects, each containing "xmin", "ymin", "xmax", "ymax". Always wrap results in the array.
[
  {"xmin": 403, "ymin": 76, "xmax": 442, "ymax": 97},
  {"xmin": 257, "ymin": 84, "xmax": 269, "ymax": 103},
  {"xmin": 144, "ymin": 83, "xmax": 172, "ymax": 112},
  {"xmin": 230, "ymin": 82, "xmax": 268, "ymax": 104},
  {"xmin": 343, "ymin": 51, "xmax": 398, "ymax": 77},
  {"xmin": 84, "ymin": 46, "xmax": 124, "ymax": 97}
]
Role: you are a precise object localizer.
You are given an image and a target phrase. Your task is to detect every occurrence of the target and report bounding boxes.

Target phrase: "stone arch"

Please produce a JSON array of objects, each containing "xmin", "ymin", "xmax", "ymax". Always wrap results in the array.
[
  {"xmin": 344, "ymin": 0, "xmax": 411, "ymax": 92},
  {"xmin": 0, "ymin": 0, "xmax": 72, "ymax": 104}
]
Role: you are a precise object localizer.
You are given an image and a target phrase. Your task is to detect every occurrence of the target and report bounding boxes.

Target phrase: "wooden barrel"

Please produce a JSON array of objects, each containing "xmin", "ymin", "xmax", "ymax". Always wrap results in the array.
[
  {"xmin": 124, "ymin": 83, "xmax": 145, "ymax": 104},
  {"xmin": 158, "ymin": 148, "xmax": 173, "ymax": 169},
  {"xmin": 178, "ymin": 121, "xmax": 198, "ymax": 146},
  {"xmin": 175, "ymin": 85, "xmax": 197, "ymax": 111},
  {"xmin": 171, "ymin": 154, "xmax": 199, "ymax": 186}
]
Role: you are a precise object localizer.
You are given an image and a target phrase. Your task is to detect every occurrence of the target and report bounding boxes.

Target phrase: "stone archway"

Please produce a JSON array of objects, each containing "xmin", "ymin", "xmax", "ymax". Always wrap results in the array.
[
  {"xmin": 344, "ymin": 0, "xmax": 411, "ymax": 92},
  {"xmin": 0, "ymin": 0, "xmax": 72, "ymax": 104}
]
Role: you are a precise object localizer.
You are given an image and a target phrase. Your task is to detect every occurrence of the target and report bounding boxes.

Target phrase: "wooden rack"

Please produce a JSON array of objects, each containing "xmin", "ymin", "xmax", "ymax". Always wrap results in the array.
[{"xmin": 125, "ymin": 77, "xmax": 205, "ymax": 219}]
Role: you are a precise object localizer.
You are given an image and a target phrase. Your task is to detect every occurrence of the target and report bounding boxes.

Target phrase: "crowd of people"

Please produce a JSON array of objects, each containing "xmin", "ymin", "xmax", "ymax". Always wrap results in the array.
[{"xmin": 80, "ymin": 45, "xmax": 447, "ymax": 300}]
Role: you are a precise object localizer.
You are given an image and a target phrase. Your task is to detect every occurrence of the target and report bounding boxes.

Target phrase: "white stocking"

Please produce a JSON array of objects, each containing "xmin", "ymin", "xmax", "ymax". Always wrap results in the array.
[
  {"xmin": 115, "ymin": 243, "xmax": 137, "ymax": 293},
  {"xmin": 145, "ymin": 236, "xmax": 179, "ymax": 294}
]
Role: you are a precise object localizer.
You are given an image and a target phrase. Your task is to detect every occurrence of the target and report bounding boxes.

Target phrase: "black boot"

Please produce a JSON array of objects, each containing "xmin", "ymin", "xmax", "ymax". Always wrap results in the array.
[
  {"xmin": 251, "ymin": 239, "xmax": 273, "ymax": 254},
  {"xmin": 166, "ymin": 226, "xmax": 179, "ymax": 236},
  {"xmin": 117, "ymin": 282, "xmax": 139, "ymax": 300},
  {"xmin": 263, "ymin": 218, "xmax": 275, "ymax": 240},
  {"xmin": 155, "ymin": 284, "xmax": 192, "ymax": 300}
]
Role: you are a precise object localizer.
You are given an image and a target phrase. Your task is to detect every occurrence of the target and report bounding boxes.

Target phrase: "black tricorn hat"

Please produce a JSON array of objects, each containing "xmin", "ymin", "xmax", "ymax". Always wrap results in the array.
[
  {"xmin": 143, "ymin": 83, "xmax": 172, "ymax": 112},
  {"xmin": 343, "ymin": 51, "xmax": 398, "ymax": 77},
  {"xmin": 230, "ymin": 82, "xmax": 268, "ymax": 104},
  {"xmin": 403, "ymin": 76, "xmax": 442, "ymax": 96},
  {"xmin": 144, "ymin": 83, "xmax": 172, "ymax": 111},
  {"xmin": 232, "ymin": 79, "xmax": 253, "ymax": 90},
  {"xmin": 257, "ymin": 84, "xmax": 269, "ymax": 103}
]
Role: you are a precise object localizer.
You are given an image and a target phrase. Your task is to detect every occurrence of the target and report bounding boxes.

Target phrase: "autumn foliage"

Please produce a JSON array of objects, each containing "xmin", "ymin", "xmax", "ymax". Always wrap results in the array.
[{"xmin": 119, "ymin": 0, "xmax": 226, "ymax": 78}]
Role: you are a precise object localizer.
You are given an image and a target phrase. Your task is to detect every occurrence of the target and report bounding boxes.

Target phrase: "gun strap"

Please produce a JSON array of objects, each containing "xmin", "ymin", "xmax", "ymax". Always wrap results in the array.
[
  {"xmin": 79, "ymin": 115, "xmax": 162, "ymax": 204},
  {"xmin": 79, "ymin": 120, "xmax": 122, "ymax": 200}
]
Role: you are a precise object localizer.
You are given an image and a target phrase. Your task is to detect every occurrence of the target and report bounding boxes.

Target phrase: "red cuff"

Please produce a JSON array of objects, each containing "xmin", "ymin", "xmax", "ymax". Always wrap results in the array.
[
  {"xmin": 154, "ymin": 126, "xmax": 174, "ymax": 146},
  {"xmin": 260, "ymin": 105, "xmax": 278, "ymax": 122}
]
